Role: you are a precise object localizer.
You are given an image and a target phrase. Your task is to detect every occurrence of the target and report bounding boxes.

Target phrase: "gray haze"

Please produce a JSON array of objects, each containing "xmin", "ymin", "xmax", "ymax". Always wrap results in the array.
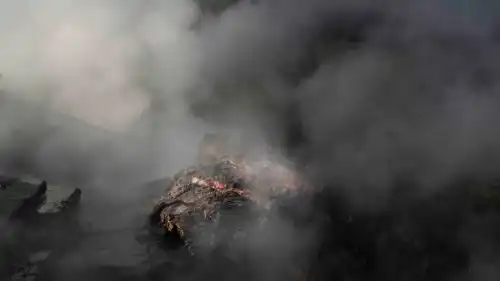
[
  {"xmin": 1, "ymin": 0, "xmax": 500, "ymax": 190},
  {"xmin": 1, "ymin": 0, "xmax": 500, "ymax": 280}
]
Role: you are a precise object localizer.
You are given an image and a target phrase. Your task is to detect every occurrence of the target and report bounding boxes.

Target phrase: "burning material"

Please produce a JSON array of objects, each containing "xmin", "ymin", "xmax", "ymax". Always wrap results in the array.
[
  {"xmin": 147, "ymin": 135, "xmax": 308, "ymax": 255},
  {"xmin": 148, "ymin": 155, "xmax": 255, "ymax": 253}
]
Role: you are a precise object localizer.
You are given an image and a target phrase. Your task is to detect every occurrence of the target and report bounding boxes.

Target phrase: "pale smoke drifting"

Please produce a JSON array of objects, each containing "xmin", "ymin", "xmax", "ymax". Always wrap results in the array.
[
  {"xmin": 2, "ymin": 0, "xmax": 500, "ymax": 279},
  {"xmin": 1, "ymin": 0, "xmax": 500, "ymax": 185},
  {"xmin": 0, "ymin": 3, "xmax": 206, "ymax": 270},
  {"xmin": 0, "ymin": 0, "xmax": 200, "ymax": 131},
  {"xmin": 2, "ymin": 0, "xmax": 500, "ymax": 211}
]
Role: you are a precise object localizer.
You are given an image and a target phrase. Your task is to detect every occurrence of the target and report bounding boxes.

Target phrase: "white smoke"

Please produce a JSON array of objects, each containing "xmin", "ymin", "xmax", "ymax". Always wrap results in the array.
[
  {"xmin": 2, "ymin": 0, "xmax": 500, "ymax": 279},
  {"xmin": 0, "ymin": 0, "xmax": 200, "ymax": 131}
]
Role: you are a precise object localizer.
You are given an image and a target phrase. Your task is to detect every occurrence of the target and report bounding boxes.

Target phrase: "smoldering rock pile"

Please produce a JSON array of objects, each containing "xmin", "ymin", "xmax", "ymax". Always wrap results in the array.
[{"xmin": 147, "ymin": 154, "xmax": 307, "ymax": 256}]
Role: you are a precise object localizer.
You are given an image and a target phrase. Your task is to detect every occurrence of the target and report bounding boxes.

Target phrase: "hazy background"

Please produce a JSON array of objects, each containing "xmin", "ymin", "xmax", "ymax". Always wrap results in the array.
[
  {"xmin": 1, "ymin": 0, "xmax": 500, "ymax": 191},
  {"xmin": 2, "ymin": 0, "xmax": 500, "ymax": 280}
]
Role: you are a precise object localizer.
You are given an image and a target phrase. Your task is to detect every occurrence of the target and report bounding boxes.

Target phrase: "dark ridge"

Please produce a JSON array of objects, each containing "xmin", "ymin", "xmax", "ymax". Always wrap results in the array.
[{"xmin": 9, "ymin": 181, "xmax": 47, "ymax": 222}]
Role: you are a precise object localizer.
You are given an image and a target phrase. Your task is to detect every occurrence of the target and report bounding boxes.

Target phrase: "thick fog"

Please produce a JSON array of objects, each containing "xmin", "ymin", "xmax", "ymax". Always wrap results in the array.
[
  {"xmin": 1, "ymin": 0, "xmax": 500, "ymax": 190},
  {"xmin": 2, "ymin": 0, "xmax": 500, "ymax": 280}
]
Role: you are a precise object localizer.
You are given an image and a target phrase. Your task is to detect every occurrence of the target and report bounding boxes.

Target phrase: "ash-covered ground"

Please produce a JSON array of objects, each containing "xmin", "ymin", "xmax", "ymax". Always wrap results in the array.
[{"xmin": 2, "ymin": 0, "xmax": 500, "ymax": 280}]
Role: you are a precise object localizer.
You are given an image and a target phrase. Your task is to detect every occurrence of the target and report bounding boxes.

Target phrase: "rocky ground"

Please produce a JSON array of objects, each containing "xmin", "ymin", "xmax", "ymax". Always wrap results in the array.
[{"xmin": 3, "ymin": 170, "xmax": 500, "ymax": 281}]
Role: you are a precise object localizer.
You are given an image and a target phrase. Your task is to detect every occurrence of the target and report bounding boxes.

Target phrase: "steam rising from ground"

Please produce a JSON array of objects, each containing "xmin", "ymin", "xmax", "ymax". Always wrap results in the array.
[
  {"xmin": 0, "ymin": 0, "xmax": 199, "ymax": 131},
  {"xmin": 2, "ymin": 0, "xmax": 499, "ymax": 189},
  {"xmin": 2, "ymin": 0, "xmax": 500, "ymax": 280}
]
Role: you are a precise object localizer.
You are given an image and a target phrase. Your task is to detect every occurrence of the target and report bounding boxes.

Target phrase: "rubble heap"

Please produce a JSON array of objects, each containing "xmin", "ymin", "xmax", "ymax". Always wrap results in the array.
[
  {"xmin": 147, "ymin": 134, "xmax": 307, "ymax": 255},
  {"xmin": 149, "ymin": 155, "xmax": 259, "ymax": 254}
]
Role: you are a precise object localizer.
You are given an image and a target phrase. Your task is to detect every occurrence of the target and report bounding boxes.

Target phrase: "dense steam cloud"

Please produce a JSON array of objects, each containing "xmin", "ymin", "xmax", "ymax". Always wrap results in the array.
[
  {"xmin": 2, "ymin": 0, "xmax": 500, "ymax": 190},
  {"xmin": 193, "ymin": 0, "xmax": 500, "ymax": 200},
  {"xmin": 2, "ymin": 0, "xmax": 500, "ymax": 280},
  {"xmin": 0, "ymin": 0, "xmax": 207, "ymax": 184},
  {"xmin": 0, "ymin": 0, "xmax": 197, "ymax": 130}
]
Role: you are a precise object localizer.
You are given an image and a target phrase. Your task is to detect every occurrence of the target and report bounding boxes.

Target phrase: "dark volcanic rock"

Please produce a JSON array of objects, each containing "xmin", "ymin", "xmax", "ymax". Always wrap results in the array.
[{"xmin": 0, "ymin": 177, "xmax": 82, "ymax": 281}]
